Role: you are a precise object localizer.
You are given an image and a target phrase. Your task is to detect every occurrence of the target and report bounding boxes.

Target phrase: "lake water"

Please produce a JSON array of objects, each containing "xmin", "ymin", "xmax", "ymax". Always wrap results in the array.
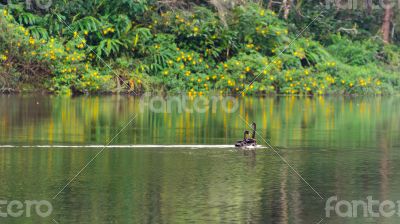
[{"xmin": 0, "ymin": 95, "xmax": 399, "ymax": 223}]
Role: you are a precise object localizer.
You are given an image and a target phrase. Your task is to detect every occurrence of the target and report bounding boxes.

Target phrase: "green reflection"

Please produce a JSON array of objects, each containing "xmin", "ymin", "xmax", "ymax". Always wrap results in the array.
[{"xmin": 0, "ymin": 96, "xmax": 399, "ymax": 224}]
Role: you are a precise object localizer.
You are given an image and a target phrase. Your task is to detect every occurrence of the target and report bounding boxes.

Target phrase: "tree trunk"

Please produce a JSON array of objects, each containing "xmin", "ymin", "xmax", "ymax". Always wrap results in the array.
[
  {"xmin": 381, "ymin": 2, "xmax": 393, "ymax": 43},
  {"xmin": 267, "ymin": 0, "xmax": 273, "ymax": 9},
  {"xmin": 283, "ymin": 0, "xmax": 291, "ymax": 20}
]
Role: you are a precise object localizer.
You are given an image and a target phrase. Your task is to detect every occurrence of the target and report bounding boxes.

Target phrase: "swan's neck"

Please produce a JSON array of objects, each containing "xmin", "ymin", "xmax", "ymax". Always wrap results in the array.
[{"xmin": 251, "ymin": 125, "xmax": 256, "ymax": 139}]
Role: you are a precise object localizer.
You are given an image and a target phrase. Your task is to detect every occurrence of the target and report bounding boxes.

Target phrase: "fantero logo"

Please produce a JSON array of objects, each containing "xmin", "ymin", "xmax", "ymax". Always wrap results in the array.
[{"xmin": 0, "ymin": 200, "xmax": 53, "ymax": 218}]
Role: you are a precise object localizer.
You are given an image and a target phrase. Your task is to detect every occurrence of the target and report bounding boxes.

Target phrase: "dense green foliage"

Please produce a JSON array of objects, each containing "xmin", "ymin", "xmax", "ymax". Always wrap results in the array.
[{"xmin": 0, "ymin": 1, "xmax": 399, "ymax": 95}]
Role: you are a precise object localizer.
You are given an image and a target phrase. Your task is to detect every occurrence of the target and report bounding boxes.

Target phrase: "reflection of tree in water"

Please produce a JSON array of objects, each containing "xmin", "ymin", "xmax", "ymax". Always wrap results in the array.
[{"xmin": 1, "ymin": 95, "xmax": 399, "ymax": 147}]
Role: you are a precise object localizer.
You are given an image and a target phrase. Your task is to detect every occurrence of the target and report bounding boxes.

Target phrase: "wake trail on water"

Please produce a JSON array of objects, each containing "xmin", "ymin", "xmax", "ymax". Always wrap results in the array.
[{"xmin": 0, "ymin": 145, "xmax": 268, "ymax": 149}]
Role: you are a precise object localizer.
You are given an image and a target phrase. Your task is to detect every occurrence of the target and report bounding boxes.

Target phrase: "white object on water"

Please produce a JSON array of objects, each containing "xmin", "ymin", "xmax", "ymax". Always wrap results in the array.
[{"xmin": 0, "ymin": 144, "xmax": 267, "ymax": 149}]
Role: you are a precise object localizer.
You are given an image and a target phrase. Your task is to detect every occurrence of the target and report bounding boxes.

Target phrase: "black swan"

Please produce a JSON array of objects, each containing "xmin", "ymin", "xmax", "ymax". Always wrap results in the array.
[{"xmin": 235, "ymin": 122, "xmax": 257, "ymax": 147}]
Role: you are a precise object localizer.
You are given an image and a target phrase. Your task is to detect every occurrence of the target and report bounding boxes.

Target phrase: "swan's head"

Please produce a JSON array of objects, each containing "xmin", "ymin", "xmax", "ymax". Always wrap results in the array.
[{"xmin": 251, "ymin": 122, "xmax": 256, "ymax": 130}]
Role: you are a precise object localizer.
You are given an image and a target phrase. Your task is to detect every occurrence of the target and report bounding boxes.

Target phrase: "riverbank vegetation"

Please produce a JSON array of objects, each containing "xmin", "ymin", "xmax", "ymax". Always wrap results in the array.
[{"xmin": 0, "ymin": 0, "xmax": 399, "ymax": 95}]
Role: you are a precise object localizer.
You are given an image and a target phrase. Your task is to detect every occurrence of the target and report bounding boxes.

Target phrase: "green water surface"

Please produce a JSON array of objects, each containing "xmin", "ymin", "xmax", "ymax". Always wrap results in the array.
[{"xmin": 0, "ymin": 95, "xmax": 399, "ymax": 224}]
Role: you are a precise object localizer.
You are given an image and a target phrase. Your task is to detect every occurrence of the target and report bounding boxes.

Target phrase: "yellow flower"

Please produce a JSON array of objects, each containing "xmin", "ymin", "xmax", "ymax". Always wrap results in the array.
[
  {"xmin": 3, "ymin": 9, "xmax": 8, "ymax": 16},
  {"xmin": 193, "ymin": 27, "xmax": 199, "ymax": 33},
  {"xmin": 349, "ymin": 83, "xmax": 353, "ymax": 87},
  {"xmin": 304, "ymin": 70, "xmax": 310, "ymax": 75},
  {"xmin": 260, "ymin": 10, "xmax": 265, "ymax": 16},
  {"xmin": 0, "ymin": 55, "xmax": 7, "ymax": 61},
  {"xmin": 163, "ymin": 70, "xmax": 169, "ymax": 76},
  {"xmin": 185, "ymin": 71, "xmax": 191, "ymax": 76},
  {"xmin": 261, "ymin": 30, "xmax": 267, "ymax": 35},
  {"xmin": 29, "ymin": 37, "xmax": 35, "ymax": 45},
  {"xmin": 245, "ymin": 67, "xmax": 251, "ymax": 72}
]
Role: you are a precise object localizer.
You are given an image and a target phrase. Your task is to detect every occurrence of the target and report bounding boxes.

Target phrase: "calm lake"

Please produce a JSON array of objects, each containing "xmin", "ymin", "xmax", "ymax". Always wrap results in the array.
[{"xmin": 0, "ymin": 95, "xmax": 399, "ymax": 223}]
